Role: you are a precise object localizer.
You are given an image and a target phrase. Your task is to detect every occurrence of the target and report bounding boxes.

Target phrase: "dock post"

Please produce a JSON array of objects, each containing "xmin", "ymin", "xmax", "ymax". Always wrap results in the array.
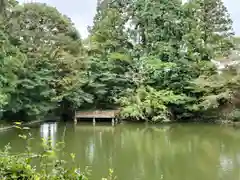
[
  {"xmin": 112, "ymin": 118, "xmax": 115, "ymax": 126},
  {"xmin": 74, "ymin": 111, "xmax": 77, "ymax": 124},
  {"xmin": 93, "ymin": 117, "xmax": 96, "ymax": 126}
]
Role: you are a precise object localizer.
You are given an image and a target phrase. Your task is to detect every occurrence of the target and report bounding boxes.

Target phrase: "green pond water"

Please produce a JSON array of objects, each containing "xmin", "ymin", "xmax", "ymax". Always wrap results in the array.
[{"xmin": 0, "ymin": 122, "xmax": 240, "ymax": 180}]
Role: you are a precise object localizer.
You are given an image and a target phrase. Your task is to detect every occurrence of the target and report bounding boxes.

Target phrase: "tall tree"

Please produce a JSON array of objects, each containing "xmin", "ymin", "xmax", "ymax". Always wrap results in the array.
[
  {"xmin": 185, "ymin": 0, "xmax": 234, "ymax": 59},
  {"xmin": 86, "ymin": 0, "xmax": 134, "ymax": 109},
  {"xmin": 0, "ymin": 26, "xmax": 24, "ymax": 114},
  {"xmin": 183, "ymin": 0, "xmax": 236, "ymax": 120},
  {"xmin": 128, "ymin": 0, "xmax": 184, "ymax": 61},
  {"xmin": 2, "ymin": 3, "xmax": 90, "ymax": 120},
  {"xmin": 0, "ymin": 0, "xmax": 5, "ymax": 14}
]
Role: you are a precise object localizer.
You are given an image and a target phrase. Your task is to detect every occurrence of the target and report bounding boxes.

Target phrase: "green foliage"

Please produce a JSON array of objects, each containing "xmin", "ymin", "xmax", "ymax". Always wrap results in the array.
[
  {"xmin": 227, "ymin": 109, "xmax": 240, "ymax": 122},
  {"xmin": 189, "ymin": 49, "xmax": 240, "ymax": 121},
  {"xmin": 183, "ymin": 0, "xmax": 234, "ymax": 60},
  {"xmin": 89, "ymin": 0, "xmax": 237, "ymax": 122},
  {"xmin": 0, "ymin": 125, "xmax": 115, "ymax": 179},
  {"xmin": 0, "ymin": 125, "xmax": 85, "ymax": 179},
  {"xmin": 118, "ymin": 86, "xmax": 189, "ymax": 122},
  {"xmin": 0, "ymin": 24, "xmax": 23, "ymax": 111},
  {"xmin": 0, "ymin": 2, "xmax": 91, "ymax": 120},
  {"xmin": 0, "ymin": 0, "xmax": 238, "ymax": 123},
  {"xmin": 101, "ymin": 169, "xmax": 116, "ymax": 180}
]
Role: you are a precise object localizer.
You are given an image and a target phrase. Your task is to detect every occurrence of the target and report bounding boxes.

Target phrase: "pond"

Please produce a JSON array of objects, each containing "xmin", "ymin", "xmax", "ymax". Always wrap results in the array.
[{"xmin": 0, "ymin": 121, "xmax": 240, "ymax": 180}]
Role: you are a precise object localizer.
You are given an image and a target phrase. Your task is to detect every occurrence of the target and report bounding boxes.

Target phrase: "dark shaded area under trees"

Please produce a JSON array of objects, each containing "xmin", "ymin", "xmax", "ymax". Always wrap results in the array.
[{"xmin": 0, "ymin": 0, "xmax": 240, "ymax": 123}]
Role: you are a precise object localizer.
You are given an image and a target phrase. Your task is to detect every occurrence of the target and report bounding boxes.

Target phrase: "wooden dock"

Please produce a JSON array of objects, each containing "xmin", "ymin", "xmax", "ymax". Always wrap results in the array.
[{"xmin": 74, "ymin": 110, "xmax": 120, "ymax": 126}]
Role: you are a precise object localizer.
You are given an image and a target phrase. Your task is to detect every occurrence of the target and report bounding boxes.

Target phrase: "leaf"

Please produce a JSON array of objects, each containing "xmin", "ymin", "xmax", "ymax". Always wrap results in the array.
[
  {"xmin": 14, "ymin": 122, "xmax": 22, "ymax": 125},
  {"xmin": 18, "ymin": 134, "xmax": 27, "ymax": 139},
  {"xmin": 14, "ymin": 125, "xmax": 22, "ymax": 129}
]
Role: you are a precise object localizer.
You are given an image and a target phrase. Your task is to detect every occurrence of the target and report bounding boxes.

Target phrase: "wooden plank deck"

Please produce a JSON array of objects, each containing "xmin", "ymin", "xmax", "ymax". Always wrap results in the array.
[
  {"xmin": 74, "ymin": 110, "xmax": 120, "ymax": 125},
  {"xmin": 75, "ymin": 110, "xmax": 119, "ymax": 118}
]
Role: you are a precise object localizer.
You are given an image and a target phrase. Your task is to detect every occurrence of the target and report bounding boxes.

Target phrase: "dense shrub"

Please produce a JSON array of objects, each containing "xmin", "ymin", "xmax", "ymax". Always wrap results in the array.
[{"xmin": 118, "ymin": 86, "xmax": 189, "ymax": 122}]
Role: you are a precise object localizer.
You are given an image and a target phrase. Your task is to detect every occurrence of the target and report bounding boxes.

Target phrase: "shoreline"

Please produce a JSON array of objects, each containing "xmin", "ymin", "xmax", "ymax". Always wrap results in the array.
[
  {"xmin": 1, "ymin": 118, "xmax": 239, "ymax": 132},
  {"xmin": 0, "ymin": 118, "xmax": 60, "ymax": 131}
]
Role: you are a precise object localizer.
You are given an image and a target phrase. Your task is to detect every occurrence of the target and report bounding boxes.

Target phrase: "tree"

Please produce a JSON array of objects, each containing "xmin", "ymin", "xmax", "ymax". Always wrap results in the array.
[
  {"xmin": 188, "ymin": 43, "xmax": 240, "ymax": 120},
  {"xmin": 86, "ymin": 0, "xmax": 134, "ymax": 109},
  {"xmin": 185, "ymin": 0, "xmax": 234, "ymax": 59},
  {"xmin": 0, "ymin": 0, "xmax": 18, "ymax": 16},
  {"xmin": 0, "ymin": 26, "xmax": 24, "ymax": 113},
  {"xmin": 2, "ymin": 2, "xmax": 90, "ymax": 120},
  {"xmin": 178, "ymin": 0, "xmax": 236, "ymax": 121},
  {"xmin": 0, "ymin": 0, "xmax": 237, "ymax": 123},
  {"xmin": 87, "ymin": 0, "xmax": 236, "ymax": 122},
  {"xmin": 0, "ymin": 0, "xmax": 5, "ymax": 14}
]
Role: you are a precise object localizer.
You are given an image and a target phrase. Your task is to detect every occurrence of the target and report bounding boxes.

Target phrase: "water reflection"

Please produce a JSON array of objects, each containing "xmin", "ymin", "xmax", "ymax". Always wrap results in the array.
[
  {"xmin": 0, "ymin": 123, "xmax": 240, "ymax": 180},
  {"xmin": 63, "ymin": 124, "xmax": 240, "ymax": 180},
  {"xmin": 40, "ymin": 122, "xmax": 57, "ymax": 148}
]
